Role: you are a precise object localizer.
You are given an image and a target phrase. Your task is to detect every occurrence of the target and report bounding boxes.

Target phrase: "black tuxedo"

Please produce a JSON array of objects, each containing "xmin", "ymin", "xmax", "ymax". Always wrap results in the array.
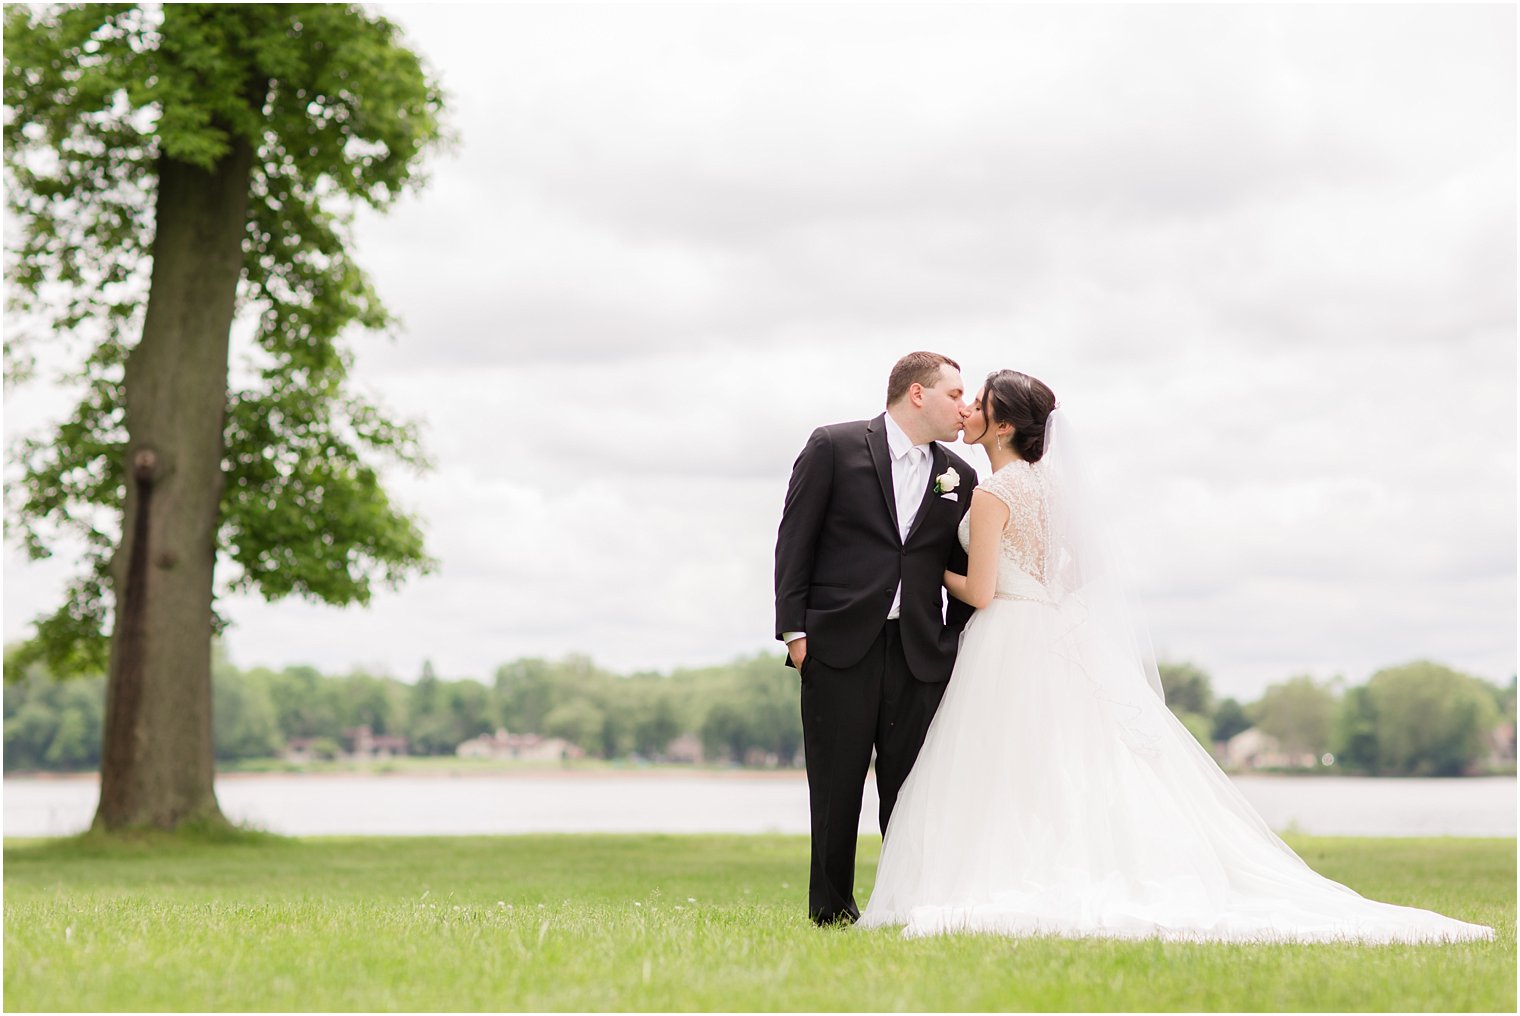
[{"xmin": 774, "ymin": 413, "xmax": 978, "ymax": 924}]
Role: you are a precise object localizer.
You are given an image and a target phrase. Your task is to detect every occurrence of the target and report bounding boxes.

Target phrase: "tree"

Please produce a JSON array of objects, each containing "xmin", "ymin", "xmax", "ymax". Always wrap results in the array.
[
  {"xmin": 256, "ymin": 664, "xmax": 341, "ymax": 741},
  {"xmin": 628, "ymin": 687, "xmax": 682, "ymax": 758},
  {"xmin": 543, "ymin": 699, "xmax": 606, "ymax": 755},
  {"xmin": 331, "ymin": 671, "xmax": 402, "ymax": 736},
  {"xmin": 5, "ymin": 699, "xmax": 60, "ymax": 771},
  {"xmin": 212, "ymin": 669, "xmax": 284, "ymax": 762},
  {"xmin": 406, "ymin": 661, "xmax": 453, "ymax": 755},
  {"xmin": 1336, "ymin": 662, "xmax": 1500, "ymax": 776},
  {"xmin": 1494, "ymin": 675, "xmax": 1516, "ymax": 728},
  {"xmin": 1157, "ymin": 660, "xmax": 1214, "ymax": 750},
  {"xmin": 734, "ymin": 655, "xmax": 803, "ymax": 765},
  {"xmin": 1211, "ymin": 697, "xmax": 1251, "ymax": 744},
  {"xmin": 1177, "ymin": 710, "xmax": 1215, "ymax": 751},
  {"xmin": 2, "ymin": 655, "xmax": 106, "ymax": 771},
  {"xmin": 5, "ymin": 5, "xmax": 445, "ymax": 828},
  {"xmin": 701, "ymin": 700, "xmax": 757, "ymax": 764},
  {"xmin": 1334, "ymin": 684, "xmax": 1379, "ymax": 773},
  {"xmin": 445, "ymin": 679, "xmax": 493, "ymax": 746},
  {"xmin": 1158, "ymin": 661, "xmax": 1214, "ymax": 718},
  {"xmin": 492, "ymin": 658, "xmax": 560, "ymax": 733},
  {"xmin": 1252, "ymin": 675, "xmax": 1338, "ymax": 760}
]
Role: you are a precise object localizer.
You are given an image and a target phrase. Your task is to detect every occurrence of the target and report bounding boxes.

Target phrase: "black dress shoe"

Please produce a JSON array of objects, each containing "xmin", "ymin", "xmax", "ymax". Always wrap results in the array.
[{"xmin": 811, "ymin": 909, "xmax": 860, "ymax": 928}]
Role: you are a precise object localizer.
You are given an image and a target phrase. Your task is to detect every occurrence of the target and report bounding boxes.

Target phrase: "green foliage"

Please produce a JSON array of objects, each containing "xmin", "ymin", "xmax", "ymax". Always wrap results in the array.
[
  {"xmin": 1176, "ymin": 710, "xmax": 1214, "ymax": 750},
  {"xmin": 3, "ymin": 657, "xmax": 104, "ymax": 771},
  {"xmin": 1335, "ymin": 683, "xmax": 1379, "ymax": 772},
  {"xmin": 212, "ymin": 670, "xmax": 284, "ymax": 762},
  {"xmin": 327, "ymin": 671, "xmax": 403, "ymax": 736},
  {"xmin": 9, "ymin": 646, "xmax": 1514, "ymax": 776},
  {"xmin": 3, "ymin": 835, "xmax": 1513, "ymax": 1011},
  {"xmin": 544, "ymin": 698, "xmax": 607, "ymax": 754},
  {"xmin": 626, "ymin": 687, "xmax": 682, "ymax": 758},
  {"xmin": 3, "ymin": 3, "xmax": 446, "ymax": 675},
  {"xmin": 1211, "ymin": 697, "xmax": 1251, "ymax": 743},
  {"xmin": 1158, "ymin": 660, "xmax": 1215, "ymax": 718},
  {"xmin": 1252, "ymin": 675, "xmax": 1340, "ymax": 759},
  {"xmin": 1496, "ymin": 675, "xmax": 1517, "ymax": 726},
  {"xmin": 683, "ymin": 655, "xmax": 801, "ymax": 765},
  {"xmin": 492, "ymin": 657, "xmax": 562, "ymax": 733},
  {"xmin": 405, "ymin": 661, "xmax": 492, "ymax": 755},
  {"xmin": 1335, "ymin": 662, "xmax": 1501, "ymax": 776}
]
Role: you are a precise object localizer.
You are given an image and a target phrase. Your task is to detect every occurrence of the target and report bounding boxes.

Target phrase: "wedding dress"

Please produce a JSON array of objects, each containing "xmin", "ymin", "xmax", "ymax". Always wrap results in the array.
[{"xmin": 858, "ymin": 416, "xmax": 1494, "ymax": 943}]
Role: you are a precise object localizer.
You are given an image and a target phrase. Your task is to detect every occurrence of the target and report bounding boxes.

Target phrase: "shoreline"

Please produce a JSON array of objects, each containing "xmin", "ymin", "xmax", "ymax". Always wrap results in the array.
[
  {"xmin": 3, "ymin": 766, "xmax": 814, "ymax": 782},
  {"xmin": 7, "ymin": 769, "xmax": 1516, "ymax": 782}
]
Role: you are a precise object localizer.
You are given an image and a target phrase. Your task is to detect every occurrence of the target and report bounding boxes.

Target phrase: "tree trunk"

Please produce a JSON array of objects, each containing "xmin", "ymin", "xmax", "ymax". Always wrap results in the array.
[{"xmin": 95, "ymin": 140, "xmax": 254, "ymax": 830}]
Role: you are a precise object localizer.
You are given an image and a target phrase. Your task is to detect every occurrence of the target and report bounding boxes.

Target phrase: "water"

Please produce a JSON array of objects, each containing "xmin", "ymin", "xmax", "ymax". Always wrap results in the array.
[{"xmin": 3, "ymin": 772, "xmax": 1514, "ymax": 839}]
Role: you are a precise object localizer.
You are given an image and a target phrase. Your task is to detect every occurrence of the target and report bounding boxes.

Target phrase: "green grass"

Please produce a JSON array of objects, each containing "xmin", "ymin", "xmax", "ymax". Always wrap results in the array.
[{"xmin": 4, "ymin": 833, "xmax": 1513, "ymax": 1011}]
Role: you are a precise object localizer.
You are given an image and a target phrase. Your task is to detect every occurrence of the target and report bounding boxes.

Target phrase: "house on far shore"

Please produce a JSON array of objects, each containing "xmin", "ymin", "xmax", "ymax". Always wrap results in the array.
[
  {"xmin": 662, "ymin": 732, "xmax": 704, "ymax": 765},
  {"xmin": 1482, "ymin": 722, "xmax": 1516, "ymax": 771},
  {"xmin": 283, "ymin": 737, "xmax": 328, "ymax": 764},
  {"xmin": 456, "ymin": 728, "xmax": 585, "ymax": 763},
  {"xmin": 345, "ymin": 726, "xmax": 408, "ymax": 760},
  {"xmin": 283, "ymin": 726, "xmax": 408, "ymax": 764},
  {"xmin": 1219, "ymin": 727, "xmax": 1317, "ymax": 770}
]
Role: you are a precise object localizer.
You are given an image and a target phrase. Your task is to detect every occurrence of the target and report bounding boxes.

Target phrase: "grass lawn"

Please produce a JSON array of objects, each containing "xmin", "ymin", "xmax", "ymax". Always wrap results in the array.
[{"xmin": 3, "ymin": 831, "xmax": 1513, "ymax": 1011}]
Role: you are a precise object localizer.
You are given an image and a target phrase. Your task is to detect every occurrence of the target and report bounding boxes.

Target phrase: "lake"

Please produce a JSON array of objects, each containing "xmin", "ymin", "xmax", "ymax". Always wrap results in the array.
[{"xmin": 3, "ymin": 772, "xmax": 1514, "ymax": 839}]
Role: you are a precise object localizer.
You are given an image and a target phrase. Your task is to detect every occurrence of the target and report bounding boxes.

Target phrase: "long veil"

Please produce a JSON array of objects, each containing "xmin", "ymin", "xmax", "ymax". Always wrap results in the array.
[
  {"xmin": 1037, "ymin": 410, "xmax": 1327, "ymax": 873},
  {"xmin": 1040, "ymin": 410, "xmax": 1169, "ymax": 756}
]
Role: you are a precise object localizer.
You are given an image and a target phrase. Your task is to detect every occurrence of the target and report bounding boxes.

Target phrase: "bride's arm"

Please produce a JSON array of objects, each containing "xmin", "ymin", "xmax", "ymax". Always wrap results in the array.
[{"xmin": 943, "ymin": 489, "xmax": 1010, "ymax": 609}]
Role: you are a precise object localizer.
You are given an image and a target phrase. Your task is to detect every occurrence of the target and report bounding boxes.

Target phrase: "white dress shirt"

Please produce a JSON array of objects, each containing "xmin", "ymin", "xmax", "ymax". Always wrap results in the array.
[
  {"xmin": 882, "ymin": 411, "xmax": 932, "ymax": 619},
  {"xmin": 784, "ymin": 412, "xmax": 931, "ymax": 644}
]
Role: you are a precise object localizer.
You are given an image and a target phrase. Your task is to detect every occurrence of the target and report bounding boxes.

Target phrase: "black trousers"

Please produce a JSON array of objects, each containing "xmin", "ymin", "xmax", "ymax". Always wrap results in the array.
[{"xmin": 799, "ymin": 620, "xmax": 946, "ymax": 925}]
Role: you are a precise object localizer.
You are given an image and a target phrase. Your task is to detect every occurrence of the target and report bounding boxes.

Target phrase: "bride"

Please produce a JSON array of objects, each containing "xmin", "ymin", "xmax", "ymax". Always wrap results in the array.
[{"xmin": 857, "ymin": 370, "xmax": 1494, "ymax": 943}]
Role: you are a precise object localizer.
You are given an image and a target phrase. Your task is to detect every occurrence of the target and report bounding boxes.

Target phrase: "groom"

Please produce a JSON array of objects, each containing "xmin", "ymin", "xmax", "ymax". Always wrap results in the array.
[{"xmin": 774, "ymin": 351, "xmax": 979, "ymax": 925}]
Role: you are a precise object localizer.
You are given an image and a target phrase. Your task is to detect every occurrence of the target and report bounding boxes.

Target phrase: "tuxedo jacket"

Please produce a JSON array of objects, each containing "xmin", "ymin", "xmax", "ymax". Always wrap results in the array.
[{"xmin": 774, "ymin": 414, "xmax": 979, "ymax": 684}]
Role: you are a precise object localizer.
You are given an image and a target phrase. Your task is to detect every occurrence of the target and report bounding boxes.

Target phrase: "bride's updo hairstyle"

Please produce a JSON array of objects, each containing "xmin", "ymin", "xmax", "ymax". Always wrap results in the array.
[{"xmin": 982, "ymin": 370, "xmax": 1057, "ymax": 462}]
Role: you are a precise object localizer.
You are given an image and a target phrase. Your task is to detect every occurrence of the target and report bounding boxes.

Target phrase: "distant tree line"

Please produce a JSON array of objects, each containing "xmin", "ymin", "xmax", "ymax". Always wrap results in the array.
[
  {"xmin": 1160, "ymin": 660, "xmax": 1515, "ymax": 776},
  {"xmin": 4, "ymin": 646, "xmax": 1513, "ymax": 776},
  {"xmin": 3, "ymin": 646, "xmax": 802, "ymax": 771}
]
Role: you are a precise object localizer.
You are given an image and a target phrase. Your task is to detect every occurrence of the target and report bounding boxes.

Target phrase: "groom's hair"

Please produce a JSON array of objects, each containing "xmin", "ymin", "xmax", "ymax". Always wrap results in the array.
[{"xmin": 887, "ymin": 352, "xmax": 960, "ymax": 406}]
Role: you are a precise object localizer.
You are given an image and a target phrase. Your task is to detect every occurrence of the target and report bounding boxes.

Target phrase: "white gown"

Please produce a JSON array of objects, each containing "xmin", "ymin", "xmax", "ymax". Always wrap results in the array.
[{"xmin": 858, "ymin": 459, "xmax": 1494, "ymax": 943}]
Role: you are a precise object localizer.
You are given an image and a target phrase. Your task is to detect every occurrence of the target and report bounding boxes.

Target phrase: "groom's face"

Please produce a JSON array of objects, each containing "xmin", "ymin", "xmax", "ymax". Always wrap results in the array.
[{"xmin": 920, "ymin": 364, "xmax": 970, "ymax": 442}]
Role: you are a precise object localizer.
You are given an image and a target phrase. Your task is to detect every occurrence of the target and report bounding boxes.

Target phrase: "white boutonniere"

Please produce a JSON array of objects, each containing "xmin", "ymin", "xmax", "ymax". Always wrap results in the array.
[{"xmin": 933, "ymin": 467, "xmax": 960, "ymax": 495}]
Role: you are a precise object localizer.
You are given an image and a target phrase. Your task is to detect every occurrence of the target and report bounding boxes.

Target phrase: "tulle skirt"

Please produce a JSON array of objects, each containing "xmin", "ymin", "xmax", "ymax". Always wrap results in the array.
[{"xmin": 857, "ymin": 599, "xmax": 1495, "ymax": 943}]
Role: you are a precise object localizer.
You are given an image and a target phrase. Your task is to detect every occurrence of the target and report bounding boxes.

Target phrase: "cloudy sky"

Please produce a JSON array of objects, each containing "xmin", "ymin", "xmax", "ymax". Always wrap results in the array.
[{"xmin": 4, "ymin": 3, "xmax": 1515, "ymax": 699}]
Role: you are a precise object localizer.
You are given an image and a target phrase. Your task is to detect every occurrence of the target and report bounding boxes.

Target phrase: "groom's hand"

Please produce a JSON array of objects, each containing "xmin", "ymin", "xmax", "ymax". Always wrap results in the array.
[{"xmin": 788, "ymin": 637, "xmax": 808, "ymax": 671}]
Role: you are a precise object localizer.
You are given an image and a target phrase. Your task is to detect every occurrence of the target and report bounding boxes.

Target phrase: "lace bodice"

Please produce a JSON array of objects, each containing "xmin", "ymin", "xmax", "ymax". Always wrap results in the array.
[{"xmin": 957, "ymin": 460, "xmax": 1051, "ymax": 601}]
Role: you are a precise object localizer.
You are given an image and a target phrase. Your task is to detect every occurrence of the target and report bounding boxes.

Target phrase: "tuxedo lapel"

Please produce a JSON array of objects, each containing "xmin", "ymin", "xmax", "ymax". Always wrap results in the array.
[
  {"xmin": 865, "ymin": 415, "xmax": 900, "ymax": 540},
  {"xmin": 904, "ymin": 442, "xmax": 947, "ymax": 545}
]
